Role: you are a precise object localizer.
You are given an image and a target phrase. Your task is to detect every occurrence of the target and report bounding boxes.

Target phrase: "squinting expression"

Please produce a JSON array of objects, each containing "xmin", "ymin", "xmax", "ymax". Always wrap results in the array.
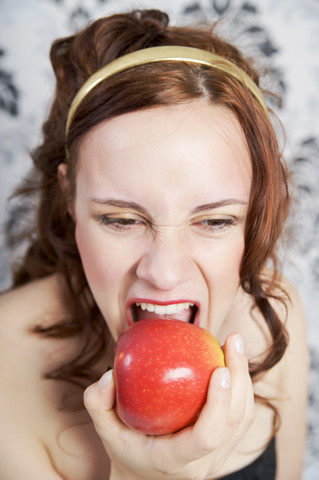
[{"xmin": 73, "ymin": 101, "xmax": 252, "ymax": 341}]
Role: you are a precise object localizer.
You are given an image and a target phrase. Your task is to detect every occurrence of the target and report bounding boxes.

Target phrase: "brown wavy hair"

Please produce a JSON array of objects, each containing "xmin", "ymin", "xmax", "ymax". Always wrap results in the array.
[{"xmin": 9, "ymin": 10, "xmax": 289, "ymax": 420}]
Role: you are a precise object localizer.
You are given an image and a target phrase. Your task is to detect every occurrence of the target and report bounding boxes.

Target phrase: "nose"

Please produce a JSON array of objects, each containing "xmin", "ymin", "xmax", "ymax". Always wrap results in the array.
[{"xmin": 136, "ymin": 231, "xmax": 194, "ymax": 291}]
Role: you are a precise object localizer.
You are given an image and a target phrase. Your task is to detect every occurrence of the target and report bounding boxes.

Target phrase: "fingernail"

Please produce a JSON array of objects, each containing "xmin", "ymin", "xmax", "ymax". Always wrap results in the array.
[
  {"xmin": 218, "ymin": 367, "xmax": 231, "ymax": 389},
  {"xmin": 233, "ymin": 334, "xmax": 245, "ymax": 355},
  {"xmin": 98, "ymin": 370, "xmax": 113, "ymax": 389}
]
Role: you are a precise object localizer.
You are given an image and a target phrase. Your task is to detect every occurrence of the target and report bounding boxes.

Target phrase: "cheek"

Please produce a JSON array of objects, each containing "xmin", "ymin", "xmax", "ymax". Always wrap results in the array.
[
  {"xmin": 204, "ymin": 236, "xmax": 245, "ymax": 332},
  {"xmin": 205, "ymin": 231, "xmax": 244, "ymax": 272},
  {"xmin": 224, "ymin": 238, "xmax": 244, "ymax": 280},
  {"xmin": 205, "ymin": 235, "xmax": 245, "ymax": 293},
  {"xmin": 75, "ymin": 223, "xmax": 119, "ymax": 292},
  {"xmin": 225, "ymin": 238, "xmax": 245, "ymax": 273}
]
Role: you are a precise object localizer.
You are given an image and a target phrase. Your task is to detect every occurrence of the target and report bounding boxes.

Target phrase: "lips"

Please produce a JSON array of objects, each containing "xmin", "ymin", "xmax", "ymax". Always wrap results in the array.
[{"xmin": 127, "ymin": 300, "xmax": 199, "ymax": 325}]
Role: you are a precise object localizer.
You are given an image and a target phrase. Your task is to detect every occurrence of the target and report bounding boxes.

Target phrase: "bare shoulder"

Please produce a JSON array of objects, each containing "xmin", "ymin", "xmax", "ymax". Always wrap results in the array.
[
  {"xmin": 250, "ymin": 271, "xmax": 307, "ymax": 357},
  {"xmin": 0, "ymin": 276, "xmax": 74, "ymax": 478},
  {"xmin": 0, "ymin": 277, "xmax": 110, "ymax": 480},
  {"xmin": 0, "ymin": 276, "xmax": 64, "ymax": 419},
  {"xmin": 250, "ymin": 270, "xmax": 309, "ymax": 393},
  {"xmin": 1, "ymin": 276, "xmax": 56, "ymax": 361},
  {"xmin": 0, "ymin": 275, "xmax": 72, "ymax": 383},
  {"xmin": 0, "ymin": 274, "xmax": 65, "ymax": 330},
  {"xmin": 263, "ymin": 273, "xmax": 309, "ymax": 479},
  {"xmin": 265, "ymin": 272, "xmax": 309, "ymax": 367},
  {"xmin": 224, "ymin": 273, "xmax": 309, "ymax": 476}
]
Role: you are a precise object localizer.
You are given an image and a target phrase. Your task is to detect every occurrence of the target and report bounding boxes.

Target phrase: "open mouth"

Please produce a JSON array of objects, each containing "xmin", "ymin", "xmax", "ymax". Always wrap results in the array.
[{"xmin": 129, "ymin": 301, "xmax": 199, "ymax": 324}]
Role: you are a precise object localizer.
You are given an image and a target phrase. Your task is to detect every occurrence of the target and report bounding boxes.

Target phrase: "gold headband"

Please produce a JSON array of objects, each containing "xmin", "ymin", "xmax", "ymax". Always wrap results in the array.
[{"xmin": 65, "ymin": 45, "xmax": 267, "ymax": 138}]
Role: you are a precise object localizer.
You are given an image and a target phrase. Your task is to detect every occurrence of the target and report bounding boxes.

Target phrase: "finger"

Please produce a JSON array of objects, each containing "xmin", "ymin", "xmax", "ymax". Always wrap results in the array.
[
  {"xmin": 84, "ymin": 369, "xmax": 122, "ymax": 441},
  {"xmin": 193, "ymin": 367, "xmax": 231, "ymax": 446},
  {"xmin": 84, "ymin": 369, "xmax": 145, "ymax": 454},
  {"xmin": 223, "ymin": 333, "xmax": 250, "ymax": 427},
  {"xmin": 242, "ymin": 374, "xmax": 255, "ymax": 429},
  {"xmin": 217, "ymin": 334, "xmax": 255, "ymax": 464},
  {"xmin": 84, "ymin": 369, "xmax": 116, "ymax": 413},
  {"xmin": 235, "ymin": 354, "xmax": 255, "ymax": 432}
]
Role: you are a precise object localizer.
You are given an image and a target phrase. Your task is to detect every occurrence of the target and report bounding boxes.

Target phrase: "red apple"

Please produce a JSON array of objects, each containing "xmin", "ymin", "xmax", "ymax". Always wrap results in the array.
[{"xmin": 114, "ymin": 318, "xmax": 225, "ymax": 435}]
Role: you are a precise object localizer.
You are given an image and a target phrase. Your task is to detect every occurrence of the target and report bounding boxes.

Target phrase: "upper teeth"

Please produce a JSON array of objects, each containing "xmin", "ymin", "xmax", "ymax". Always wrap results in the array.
[{"xmin": 135, "ymin": 302, "xmax": 194, "ymax": 315}]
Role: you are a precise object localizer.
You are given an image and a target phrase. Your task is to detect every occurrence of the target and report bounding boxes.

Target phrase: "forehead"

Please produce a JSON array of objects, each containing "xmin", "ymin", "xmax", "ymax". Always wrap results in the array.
[{"xmin": 76, "ymin": 101, "xmax": 252, "ymax": 205}]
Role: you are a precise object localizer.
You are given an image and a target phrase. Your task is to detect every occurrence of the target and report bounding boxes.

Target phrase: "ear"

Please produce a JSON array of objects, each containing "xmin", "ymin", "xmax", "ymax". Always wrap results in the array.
[
  {"xmin": 58, "ymin": 163, "xmax": 69, "ymax": 192},
  {"xmin": 58, "ymin": 163, "xmax": 74, "ymax": 217}
]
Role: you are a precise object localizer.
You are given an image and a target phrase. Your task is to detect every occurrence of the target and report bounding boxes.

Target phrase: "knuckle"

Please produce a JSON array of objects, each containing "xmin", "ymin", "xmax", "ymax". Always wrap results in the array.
[
  {"xmin": 83, "ymin": 385, "xmax": 93, "ymax": 409},
  {"xmin": 246, "ymin": 407, "xmax": 256, "ymax": 426},
  {"xmin": 195, "ymin": 434, "xmax": 219, "ymax": 455},
  {"xmin": 228, "ymin": 403, "xmax": 255, "ymax": 430},
  {"xmin": 83, "ymin": 384, "xmax": 98, "ymax": 412},
  {"xmin": 228, "ymin": 413, "xmax": 242, "ymax": 427}
]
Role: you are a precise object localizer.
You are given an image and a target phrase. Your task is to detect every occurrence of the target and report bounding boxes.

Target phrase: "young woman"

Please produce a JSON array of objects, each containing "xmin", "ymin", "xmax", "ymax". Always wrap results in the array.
[{"xmin": 0, "ymin": 9, "xmax": 308, "ymax": 480}]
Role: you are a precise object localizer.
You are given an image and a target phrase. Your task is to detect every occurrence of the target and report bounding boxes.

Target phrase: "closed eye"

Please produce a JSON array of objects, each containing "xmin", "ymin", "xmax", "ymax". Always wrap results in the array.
[
  {"xmin": 192, "ymin": 217, "xmax": 238, "ymax": 236},
  {"xmin": 202, "ymin": 218, "xmax": 235, "ymax": 228},
  {"xmin": 98, "ymin": 215, "xmax": 145, "ymax": 232}
]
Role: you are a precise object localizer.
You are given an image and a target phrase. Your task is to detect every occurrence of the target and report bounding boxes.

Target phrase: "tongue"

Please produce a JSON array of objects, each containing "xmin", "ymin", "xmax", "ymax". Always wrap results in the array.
[{"xmin": 137, "ymin": 307, "xmax": 192, "ymax": 323}]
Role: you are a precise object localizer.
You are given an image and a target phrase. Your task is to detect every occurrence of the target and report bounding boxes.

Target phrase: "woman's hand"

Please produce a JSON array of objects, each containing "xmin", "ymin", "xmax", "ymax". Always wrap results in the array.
[{"xmin": 84, "ymin": 333, "xmax": 255, "ymax": 480}]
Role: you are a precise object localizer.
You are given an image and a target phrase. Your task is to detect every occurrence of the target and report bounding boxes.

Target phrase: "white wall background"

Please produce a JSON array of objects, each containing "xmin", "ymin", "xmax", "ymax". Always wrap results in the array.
[{"xmin": 0, "ymin": 0, "xmax": 318, "ymax": 478}]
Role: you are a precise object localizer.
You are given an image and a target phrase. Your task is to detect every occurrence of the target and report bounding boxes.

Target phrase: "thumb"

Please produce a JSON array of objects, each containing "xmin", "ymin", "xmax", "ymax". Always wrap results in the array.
[{"xmin": 84, "ymin": 369, "xmax": 115, "ymax": 414}]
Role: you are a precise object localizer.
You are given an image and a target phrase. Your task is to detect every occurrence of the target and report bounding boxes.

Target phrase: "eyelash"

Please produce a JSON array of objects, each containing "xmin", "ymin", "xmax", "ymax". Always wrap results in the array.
[
  {"xmin": 194, "ymin": 218, "xmax": 236, "ymax": 232},
  {"xmin": 98, "ymin": 215, "xmax": 237, "ymax": 235},
  {"xmin": 98, "ymin": 216, "xmax": 145, "ymax": 232}
]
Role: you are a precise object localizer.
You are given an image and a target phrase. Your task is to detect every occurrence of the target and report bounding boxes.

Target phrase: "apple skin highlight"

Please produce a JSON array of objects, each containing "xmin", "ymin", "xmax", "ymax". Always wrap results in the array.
[{"xmin": 114, "ymin": 318, "xmax": 225, "ymax": 435}]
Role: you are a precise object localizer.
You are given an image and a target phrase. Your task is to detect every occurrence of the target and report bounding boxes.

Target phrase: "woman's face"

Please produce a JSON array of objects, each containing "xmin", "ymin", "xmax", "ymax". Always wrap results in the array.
[{"xmin": 73, "ymin": 101, "xmax": 252, "ymax": 341}]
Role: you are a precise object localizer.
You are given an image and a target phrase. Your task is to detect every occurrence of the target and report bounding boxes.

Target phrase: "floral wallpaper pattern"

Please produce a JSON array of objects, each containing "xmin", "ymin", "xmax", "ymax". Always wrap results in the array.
[{"xmin": 0, "ymin": 0, "xmax": 318, "ymax": 478}]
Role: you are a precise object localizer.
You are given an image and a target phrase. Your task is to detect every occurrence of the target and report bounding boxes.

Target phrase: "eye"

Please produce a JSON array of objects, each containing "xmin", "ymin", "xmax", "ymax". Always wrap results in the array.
[
  {"xmin": 192, "ymin": 217, "xmax": 237, "ymax": 236},
  {"xmin": 98, "ymin": 215, "xmax": 146, "ymax": 233},
  {"xmin": 202, "ymin": 218, "xmax": 234, "ymax": 229}
]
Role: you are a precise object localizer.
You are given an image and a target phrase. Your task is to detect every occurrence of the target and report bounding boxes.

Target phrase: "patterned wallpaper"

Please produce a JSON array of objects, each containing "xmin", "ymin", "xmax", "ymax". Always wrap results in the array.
[{"xmin": 0, "ymin": 0, "xmax": 318, "ymax": 477}]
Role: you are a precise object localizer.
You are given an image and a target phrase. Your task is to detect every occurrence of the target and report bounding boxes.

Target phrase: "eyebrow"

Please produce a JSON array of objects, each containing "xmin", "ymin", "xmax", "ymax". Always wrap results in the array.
[
  {"xmin": 90, "ymin": 197, "xmax": 247, "ymax": 215},
  {"xmin": 90, "ymin": 197, "xmax": 149, "ymax": 216},
  {"xmin": 191, "ymin": 199, "xmax": 248, "ymax": 214}
]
